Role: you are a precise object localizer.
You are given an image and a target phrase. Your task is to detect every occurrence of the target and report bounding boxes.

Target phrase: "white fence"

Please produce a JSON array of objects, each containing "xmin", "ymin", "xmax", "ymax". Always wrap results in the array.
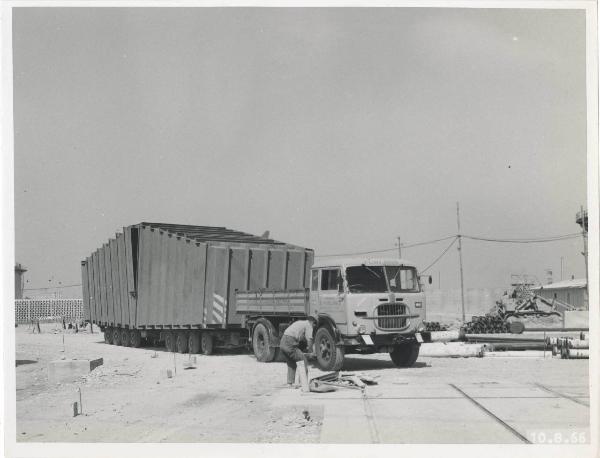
[{"xmin": 15, "ymin": 299, "xmax": 84, "ymax": 324}]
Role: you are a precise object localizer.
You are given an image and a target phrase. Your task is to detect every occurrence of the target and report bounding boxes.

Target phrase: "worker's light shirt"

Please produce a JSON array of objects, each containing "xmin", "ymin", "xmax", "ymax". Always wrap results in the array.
[{"xmin": 283, "ymin": 320, "xmax": 314, "ymax": 347}]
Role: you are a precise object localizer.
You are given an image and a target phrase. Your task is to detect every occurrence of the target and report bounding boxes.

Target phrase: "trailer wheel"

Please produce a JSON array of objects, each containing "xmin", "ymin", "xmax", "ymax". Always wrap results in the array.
[
  {"xmin": 315, "ymin": 327, "xmax": 345, "ymax": 371},
  {"xmin": 121, "ymin": 328, "xmax": 130, "ymax": 347},
  {"xmin": 252, "ymin": 323, "xmax": 276, "ymax": 362},
  {"xmin": 112, "ymin": 327, "xmax": 122, "ymax": 346},
  {"xmin": 129, "ymin": 329, "xmax": 142, "ymax": 348},
  {"xmin": 201, "ymin": 332, "xmax": 214, "ymax": 355},
  {"xmin": 164, "ymin": 331, "xmax": 175, "ymax": 352},
  {"xmin": 188, "ymin": 332, "xmax": 201, "ymax": 354},
  {"xmin": 104, "ymin": 327, "xmax": 112, "ymax": 344},
  {"xmin": 390, "ymin": 343, "xmax": 420, "ymax": 367},
  {"xmin": 176, "ymin": 332, "xmax": 188, "ymax": 353}
]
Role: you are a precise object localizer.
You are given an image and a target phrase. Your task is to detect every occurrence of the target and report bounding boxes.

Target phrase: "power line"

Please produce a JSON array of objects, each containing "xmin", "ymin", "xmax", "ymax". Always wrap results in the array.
[
  {"xmin": 421, "ymin": 237, "xmax": 459, "ymax": 273},
  {"xmin": 24, "ymin": 283, "xmax": 82, "ymax": 291},
  {"xmin": 463, "ymin": 233, "xmax": 581, "ymax": 243},
  {"xmin": 402, "ymin": 235, "xmax": 457, "ymax": 248},
  {"xmin": 314, "ymin": 235, "xmax": 456, "ymax": 258}
]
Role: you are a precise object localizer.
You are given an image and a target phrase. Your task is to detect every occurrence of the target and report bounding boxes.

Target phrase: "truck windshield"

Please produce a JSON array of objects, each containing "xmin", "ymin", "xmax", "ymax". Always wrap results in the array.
[
  {"xmin": 385, "ymin": 266, "xmax": 419, "ymax": 292},
  {"xmin": 346, "ymin": 265, "xmax": 419, "ymax": 293}
]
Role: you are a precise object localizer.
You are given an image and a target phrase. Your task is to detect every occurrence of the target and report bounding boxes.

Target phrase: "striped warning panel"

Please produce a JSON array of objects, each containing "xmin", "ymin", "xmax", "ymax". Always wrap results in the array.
[{"xmin": 212, "ymin": 293, "xmax": 226, "ymax": 324}]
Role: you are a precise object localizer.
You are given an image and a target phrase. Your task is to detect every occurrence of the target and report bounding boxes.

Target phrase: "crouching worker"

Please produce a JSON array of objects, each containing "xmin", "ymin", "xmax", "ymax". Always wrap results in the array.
[{"xmin": 280, "ymin": 317, "xmax": 317, "ymax": 390}]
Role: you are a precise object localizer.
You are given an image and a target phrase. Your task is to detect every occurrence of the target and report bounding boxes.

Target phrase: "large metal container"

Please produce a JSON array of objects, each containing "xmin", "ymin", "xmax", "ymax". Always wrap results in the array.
[{"xmin": 81, "ymin": 223, "xmax": 313, "ymax": 330}]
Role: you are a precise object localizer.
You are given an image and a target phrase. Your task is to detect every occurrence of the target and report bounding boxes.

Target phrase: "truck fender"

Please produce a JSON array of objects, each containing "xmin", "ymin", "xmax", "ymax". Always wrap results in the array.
[
  {"xmin": 317, "ymin": 314, "xmax": 343, "ymax": 344},
  {"xmin": 253, "ymin": 318, "xmax": 281, "ymax": 347}
]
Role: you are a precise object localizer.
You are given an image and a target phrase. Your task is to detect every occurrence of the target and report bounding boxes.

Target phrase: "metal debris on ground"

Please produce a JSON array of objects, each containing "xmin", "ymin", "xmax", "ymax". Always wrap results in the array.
[{"xmin": 309, "ymin": 372, "xmax": 379, "ymax": 392}]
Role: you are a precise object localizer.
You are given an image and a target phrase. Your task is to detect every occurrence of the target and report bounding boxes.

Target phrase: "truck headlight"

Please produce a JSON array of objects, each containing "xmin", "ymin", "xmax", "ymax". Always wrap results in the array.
[
  {"xmin": 415, "ymin": 302, "xmax": 422, "ymax": 308},
  {"xmin": 358, "ymin": 325, "xmax": 367, "ymax": 334}
]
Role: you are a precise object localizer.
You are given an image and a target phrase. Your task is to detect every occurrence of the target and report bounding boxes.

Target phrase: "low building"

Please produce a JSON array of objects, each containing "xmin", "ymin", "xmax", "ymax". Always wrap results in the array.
[{"xmin": 533, "ymin": 278, "xmax": 587, "ymax": 310}]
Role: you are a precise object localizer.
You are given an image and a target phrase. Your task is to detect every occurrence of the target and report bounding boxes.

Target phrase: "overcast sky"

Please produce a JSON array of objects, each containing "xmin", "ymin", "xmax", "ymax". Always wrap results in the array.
[{"xmin": 12, "ymin": 7, "xmax": 588, "ymax": 297}]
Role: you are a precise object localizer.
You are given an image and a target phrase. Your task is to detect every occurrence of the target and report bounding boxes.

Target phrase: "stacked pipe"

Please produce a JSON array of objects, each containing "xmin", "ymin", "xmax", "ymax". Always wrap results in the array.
[
  {"xmin": 548, "ymin": 333, "xmax": 589, "ymax": 359},
  {"xmin": 423, "ymin": 321, "xmax": 449, "ymax": 332},
  {"xmin": 463, "ymin": 315, "xmax": 510, "ymax": 334}
]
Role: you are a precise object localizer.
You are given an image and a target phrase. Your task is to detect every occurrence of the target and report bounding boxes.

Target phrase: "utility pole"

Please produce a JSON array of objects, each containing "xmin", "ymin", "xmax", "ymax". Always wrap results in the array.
[
  {"xmin": 456, "ymin": 202, "xmax": 466, "ymax": 323},
  {"xmin": 560, "ymin": 257, "xmax": 564, "ymax": 281},
  {"xmin": 397, "ymin": 236, "xmax": 402, "ymax": 259},
  {"xmin": 578, "ymin": 205, "xmax": 588, "ymax": 308}
]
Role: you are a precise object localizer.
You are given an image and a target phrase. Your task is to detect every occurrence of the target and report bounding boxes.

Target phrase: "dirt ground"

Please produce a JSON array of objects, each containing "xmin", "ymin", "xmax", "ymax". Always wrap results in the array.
[{"xmin": 14, "ymin": 323, "xmax": 590, "ymax": 443}]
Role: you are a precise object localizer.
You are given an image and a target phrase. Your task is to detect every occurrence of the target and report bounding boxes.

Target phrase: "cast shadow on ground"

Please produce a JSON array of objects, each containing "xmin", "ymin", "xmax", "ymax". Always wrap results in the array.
[
  {"xmin": 15, "ymin": 359, "xmax": 38, "ymax": 367},
  {"xmin": 334, "ymin": 357, "xmax": 430, "ymax": 371}
]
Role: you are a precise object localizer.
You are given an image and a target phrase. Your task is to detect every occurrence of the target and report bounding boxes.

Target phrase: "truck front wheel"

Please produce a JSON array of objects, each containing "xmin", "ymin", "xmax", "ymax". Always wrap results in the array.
[
  {"xmin": 252, "ymin": 323, "xmax": 276, "ymax": 362},
  {"xmin": 315, "ymin": 327, "xmax": 344, "ymax": 371},
  {"xmin": 390, "ymin": 343, "xmax": 420, "ymax": 367},
  {"xmin": 201, "ymin": 332, "xmax": 214, "ymax": 356}
]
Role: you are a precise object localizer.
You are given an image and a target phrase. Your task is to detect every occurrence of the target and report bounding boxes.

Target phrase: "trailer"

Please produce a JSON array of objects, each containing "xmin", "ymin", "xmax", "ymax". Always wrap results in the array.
[
  {"xmin": 82, "ymin": 223, "xmax": 428, "ymax": 370},
  {"xmin": 81, "ymin": 223, "xmax": 313, "ymax": 354}
]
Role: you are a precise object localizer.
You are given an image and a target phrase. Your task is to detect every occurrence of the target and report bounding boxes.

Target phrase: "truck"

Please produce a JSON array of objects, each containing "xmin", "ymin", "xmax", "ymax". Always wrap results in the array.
[{"xmin": 81, "ymin": 222, "xmax": 428, "ymax": 370}]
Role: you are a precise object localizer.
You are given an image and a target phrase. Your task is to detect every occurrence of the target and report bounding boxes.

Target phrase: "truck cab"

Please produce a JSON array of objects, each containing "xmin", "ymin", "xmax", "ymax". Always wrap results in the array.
[{"xmin": 309, "ymin": 257, "xmax": 427, "ymax": 370}]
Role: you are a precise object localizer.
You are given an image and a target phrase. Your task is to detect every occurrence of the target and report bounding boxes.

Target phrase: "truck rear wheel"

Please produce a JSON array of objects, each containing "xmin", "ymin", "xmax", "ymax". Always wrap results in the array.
[
  {"xmin": 315, "ymin": 327, "xmax": 344, "ymax": 371},
  {"xmin": 390, "ymin": 343, "xmax": 420, "ymax": 367},
  {"xmin": 129, "ymin": 329, "xmax": 142, "ymax": 348},
  {"xmin": 121, "ymin": 328, "xmax": 130, "ymax": 347},
  {"xmin": 104, "ymin": 327, "xmax": 112, "ymax": 344},
  {"xmin": 176, "ymin": 332, "xmax": 188, "ymax": 353},
  {"xmin": 112, "ymin": 327, "xmax": 122, "ymax": 346},
  {"xmin": 201, "ymin": 332, "xmax": 214, "ymax": 355},
  {"xmin": 188, "ymin": 332, "xmax": 201, "ymax": 353},
  {"xmin": 252, "ymin": 323, "xmax": 276, "ymax": 362},
  {"xmin": 164, "ymin": 332, "xmax": 175, "ymax": 352}
]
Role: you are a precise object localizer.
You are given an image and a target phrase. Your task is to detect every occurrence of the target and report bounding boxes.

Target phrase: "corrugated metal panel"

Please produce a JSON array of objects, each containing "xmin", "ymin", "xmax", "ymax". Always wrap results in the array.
[
  {"xmin": 105, "ymin": 244, "xmax": 116, "ymax": 325},
  {"xmin": 189, "ymin": 242, "xmax": 207, "ymax": 325},
  {"xmin": 204, "ymin": 245, "xmax": 229, "ymax": 327},
  {"xmin": 136, "ymin": 226, "xmax": 152, "ymax": 327},
  {"xmin": 109, "ymin": 239, "xmax": 122, "ymax": 326},
  {"xmin": 181, "ymin": 239, "xmax": 194, "ymax": 325},
  {"xmin": 149, "ymin": 228, "xmax": 163, "ymax": 326},
  {"xmin": 98, "ymin": 247, "xmax": 107, "ymax": 324},
  {"xmin": 165, "ymin": 233, "xmax": 178, "ymax": 325},
  {"xmin": 267, "ymin": 249, "xmax": 286, "ymax": 289},
  {"xmin": 86, "ymin": 256, "xmax": 96, "ymax": 323},
  {"xmin": 158, "ymin": 230, "xmax": 170, "ymax": 326},
  {"xmin": 228, "ymin": 247, "xmax": 249, "ymax": 325},
  {"xmin": 304, "ymin": 251, "xmax": 314, "ymax": 288},
  {"xmin": 124, "ymin": 227, "xmax": 137, "ymax": 327},
  {"xmin": 286, "ymin": 250, "xmax": 305, "ymax": 290},
  {"xmin": 92, "ymin": 252, "xmax": 101, "ymax": 324},
  {"xmin": 172, "ymin": 234, "xmax": 183, "ymax": 325},
  {"xmin": 81, "ymin": 261, "xmax": 90, "ymax": 321},
  {"xmin": 249, "ymin": 248, "xmax": 268, "ymax": 290},
  {"xmin": 116, "ymin": 234, "xmax": 129, "ymax": 327}
]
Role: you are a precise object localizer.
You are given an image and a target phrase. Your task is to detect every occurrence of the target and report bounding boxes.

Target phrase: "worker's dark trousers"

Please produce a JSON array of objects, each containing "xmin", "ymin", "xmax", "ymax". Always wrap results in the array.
[{"xmin": 280, "ymin": 335, "xmax": 304, "ymax": 385}]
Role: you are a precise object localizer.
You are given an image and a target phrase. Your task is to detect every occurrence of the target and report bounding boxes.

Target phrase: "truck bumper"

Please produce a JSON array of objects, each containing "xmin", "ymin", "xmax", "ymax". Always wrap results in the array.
[{"xmin": 342, "ymin": 332, "xmax": 422, "ymax": 349}]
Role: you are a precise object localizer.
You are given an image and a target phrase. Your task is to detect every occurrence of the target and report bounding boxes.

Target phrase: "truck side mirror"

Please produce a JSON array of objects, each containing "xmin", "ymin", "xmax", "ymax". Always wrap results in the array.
[
  {"xmin": 429, "ymin": 276, "xmax": 433, "ymax": 285},
  {"xmin": 337, "ymin": 275, "xmax": 344, "ymax": 293}
]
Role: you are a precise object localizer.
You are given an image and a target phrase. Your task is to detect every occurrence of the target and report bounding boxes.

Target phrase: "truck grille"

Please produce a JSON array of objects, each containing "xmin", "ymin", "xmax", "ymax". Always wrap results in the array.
[{"xmin": 376, "ymin": 302, "xmax": 408, "ymax": 329}]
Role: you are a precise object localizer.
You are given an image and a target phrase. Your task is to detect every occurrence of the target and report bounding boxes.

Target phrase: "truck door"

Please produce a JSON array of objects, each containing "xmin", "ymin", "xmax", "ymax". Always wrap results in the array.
[
  {"xmin": 318, "ymin": 268, "xmax": 347, "ymax": 325},
  {"xmin": 309, "ymin": 269, "xmax": 319, "ymax": 314}
]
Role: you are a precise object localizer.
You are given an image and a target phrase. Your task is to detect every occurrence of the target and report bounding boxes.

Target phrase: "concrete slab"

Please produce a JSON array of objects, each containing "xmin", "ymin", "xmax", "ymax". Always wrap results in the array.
[
  {"xmin": 367, "ymin": 398, "xmax": 522, "ymax": 443},
  {"xmin": 470, "ymin": 397, "xmax": 590, "ymax": 443},
  {"xmin": 48, "ymin": 358, "xmax": 103, "ymax": 383}
]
